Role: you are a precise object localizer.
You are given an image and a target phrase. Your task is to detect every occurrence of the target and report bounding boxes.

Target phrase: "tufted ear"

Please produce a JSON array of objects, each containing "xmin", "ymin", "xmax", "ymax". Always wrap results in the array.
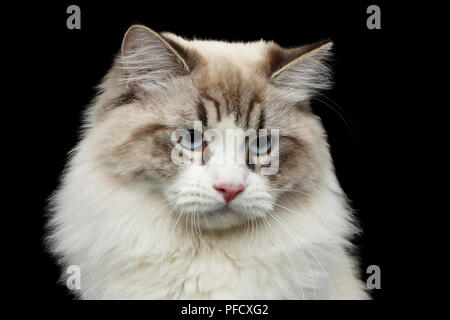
[
  {"xmin": 120, "ymin": 25, "xmax": 191, "ymax": 93},
  {"xmin": 269, "ymin": 41, "xmax": 333, "ymax": 101}
]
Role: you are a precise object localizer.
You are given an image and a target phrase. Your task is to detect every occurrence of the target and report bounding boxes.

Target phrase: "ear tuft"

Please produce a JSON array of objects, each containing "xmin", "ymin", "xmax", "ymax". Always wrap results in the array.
[
  {"xmin": 269, "ymin": 41, "xmax": 334, "ymax": 101},
  {"xmin": 120, "ymin": 25, "xmax": 190, "ymax": 93}
]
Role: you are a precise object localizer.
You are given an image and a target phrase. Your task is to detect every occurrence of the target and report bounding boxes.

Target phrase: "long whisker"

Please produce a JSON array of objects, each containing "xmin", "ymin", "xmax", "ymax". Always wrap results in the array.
[
  {"xmin": 193, "ymin": 204, "xmax": 205, "ymax": 251},
  {"xmin": 261, "ymin": 213, "xmax": 305, "ymax": 299},
  {"xmin": 265, "ymin": 210, "xmax": 317, "ymax": 299},
  {"xmin": 160, "ymin": 207, "xmax": 182, "ymax": 277},
  {"xmin": 270, "ymin": 201, "xmax": 337, "ymax": 295},
  {"xmin": 311, "ymin": 93, "xmax": 358, "ymax": 147},
  {"xmin": 272, "ymin": 197, "xmax": 358, "ymax": 298}
]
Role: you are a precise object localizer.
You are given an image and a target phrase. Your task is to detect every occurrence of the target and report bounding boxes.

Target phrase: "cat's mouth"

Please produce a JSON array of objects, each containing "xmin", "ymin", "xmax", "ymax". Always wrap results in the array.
[{"xmin": 205, "ymin": 206, "xmax": 237, "ymax": 216}]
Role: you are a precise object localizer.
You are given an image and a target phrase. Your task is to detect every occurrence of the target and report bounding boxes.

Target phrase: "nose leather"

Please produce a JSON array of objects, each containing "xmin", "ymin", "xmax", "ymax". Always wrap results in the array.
[{"xmin": 213, "ymin": 183, "xmax": 245, "ymax": 203}]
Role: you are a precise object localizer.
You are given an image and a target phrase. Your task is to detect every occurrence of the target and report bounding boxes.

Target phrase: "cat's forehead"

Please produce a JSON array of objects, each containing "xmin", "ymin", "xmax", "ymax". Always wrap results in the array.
[
  {"xmin": 192, "ymin": 66, "xmax": 266, "ymax": 129},
  {"xmin": 161, "ymin": 34, "xmax": 274, "ymax": 129},
  {"xmin": 163, "ymin": 32, "xmax": 272, "ymax": 100}
]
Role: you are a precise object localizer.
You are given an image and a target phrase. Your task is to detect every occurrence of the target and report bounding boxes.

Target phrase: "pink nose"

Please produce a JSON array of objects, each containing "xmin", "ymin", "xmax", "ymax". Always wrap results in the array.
[{"xmin": 213, "ymin": 183, "xmax": 244, "ymax": 203}]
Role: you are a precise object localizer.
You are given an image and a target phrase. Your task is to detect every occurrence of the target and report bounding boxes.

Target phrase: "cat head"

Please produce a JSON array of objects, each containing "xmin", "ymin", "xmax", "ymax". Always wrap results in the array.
[{"xmin": 87, "ymin": 25, "xmax": 334, "ymax": 230}]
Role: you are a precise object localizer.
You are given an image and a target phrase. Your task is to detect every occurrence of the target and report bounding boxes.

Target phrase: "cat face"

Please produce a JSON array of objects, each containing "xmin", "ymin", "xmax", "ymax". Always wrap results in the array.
[{"xmin": 91, "ymin": 25, "xmax": 333, "ymax": 230}]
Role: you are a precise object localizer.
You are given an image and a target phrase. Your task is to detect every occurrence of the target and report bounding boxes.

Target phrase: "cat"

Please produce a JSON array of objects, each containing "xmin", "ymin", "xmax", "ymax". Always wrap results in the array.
[{"xmin": 47, "ymin": 24, "xmax": 369, "ymax": 299}]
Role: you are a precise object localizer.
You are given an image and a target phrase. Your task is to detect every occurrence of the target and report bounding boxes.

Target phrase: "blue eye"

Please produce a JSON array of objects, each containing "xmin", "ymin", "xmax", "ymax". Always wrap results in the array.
[
  {"xmin": 249, "ymin": 135, "xmax": 271, "ymax": 155},
  {"xmin": 179, "ymin": 130, "xmax": 204, "ymax": 150}
]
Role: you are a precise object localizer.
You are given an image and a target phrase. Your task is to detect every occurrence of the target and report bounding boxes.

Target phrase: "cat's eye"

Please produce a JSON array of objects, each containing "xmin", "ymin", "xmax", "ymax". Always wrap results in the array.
[
  {"xmin": 179, "ymin": 129, "xmax": 204, "ymax": 150},
  {"xmin": 249, "ymin": 135, "xmax": 271, "ymax": 156}
]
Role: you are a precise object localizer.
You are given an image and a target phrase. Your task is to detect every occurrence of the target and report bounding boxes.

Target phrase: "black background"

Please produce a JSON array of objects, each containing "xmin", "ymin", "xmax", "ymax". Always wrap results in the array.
[{"xmin": 8, "ymin": 0, "xmax": 409, "ymax": 309}]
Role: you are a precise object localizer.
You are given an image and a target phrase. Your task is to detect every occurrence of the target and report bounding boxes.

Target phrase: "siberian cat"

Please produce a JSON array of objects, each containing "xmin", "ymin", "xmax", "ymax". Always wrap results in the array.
[{"xmin": 47, "ymin": 25, "xmax": 369, "ymax": 299}]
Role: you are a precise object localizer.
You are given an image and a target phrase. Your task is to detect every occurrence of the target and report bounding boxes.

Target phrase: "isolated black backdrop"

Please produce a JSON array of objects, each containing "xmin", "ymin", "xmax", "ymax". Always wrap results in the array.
[{"xmin": 11, "ymin": 0, "xmax": 402, "ymax": 304}]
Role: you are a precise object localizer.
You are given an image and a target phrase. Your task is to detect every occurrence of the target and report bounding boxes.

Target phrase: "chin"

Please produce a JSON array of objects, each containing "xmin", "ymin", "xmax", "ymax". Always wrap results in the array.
[{"xmin": 174, "ymin": 204, "xmax": 268, "ymax": 231}]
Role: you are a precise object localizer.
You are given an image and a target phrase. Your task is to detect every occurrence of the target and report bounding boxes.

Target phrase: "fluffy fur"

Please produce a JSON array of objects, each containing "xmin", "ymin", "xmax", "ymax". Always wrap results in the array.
[{"xmin": 47, "ymin": 25, "xmax": 369, "ymax": 299}]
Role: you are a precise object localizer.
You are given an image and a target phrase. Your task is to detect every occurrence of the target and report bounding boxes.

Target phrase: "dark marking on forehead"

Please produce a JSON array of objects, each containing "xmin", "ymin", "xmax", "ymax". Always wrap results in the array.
[
  {"xmin": 201, "ymin": 93, "xmax": 222, "ymax": 122},
  {"xmin": 105, "ymin": 92, "xmax": 137, "ymax": 111},
  {"xmin": 217, "ymin": 72, "xmax": 243, "ymax": 119},
  {"xmin": 257, "ymin": 109, "xmax": 265, "ymax": 131},
  {"xmin": 196, "ymin": 100, "xmax": 208, "ymax": 126},
  {"xmin": 195, "ymin": 61, "xmax": 267, "ymax": 128},
  {"xmin": 234, "ymin": 97, "xmax": 243, "ymax": 124},
  {"xmin": 246, "ymin": 95, "xmax": 260, "ymax": 129}
]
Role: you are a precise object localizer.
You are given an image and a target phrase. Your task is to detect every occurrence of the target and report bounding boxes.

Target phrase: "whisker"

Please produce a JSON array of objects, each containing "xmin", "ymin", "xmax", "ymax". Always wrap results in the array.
[
  {"xmin": 261, "ymin": 213, "xmax": 305, "ymax": 299},
  {"xmin": 160, "ymin": 208, "xmax": 182, "ymax": 278},
  {"xmin": 311, "ymin": 93, "xmax": 358, "ymax": 147},
  {"xmin": 265, "ymin": 210, "xmax": 317, "ymax": 299},
  {"xmin": 269, "ymin": 201, "xmax": 337, "ymax": 295}
]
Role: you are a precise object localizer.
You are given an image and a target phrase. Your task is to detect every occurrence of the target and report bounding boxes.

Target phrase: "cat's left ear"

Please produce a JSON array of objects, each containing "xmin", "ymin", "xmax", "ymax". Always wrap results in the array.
[{"xmin": 269, "ymin": 41, "xmax": 333, "ymax": 101}]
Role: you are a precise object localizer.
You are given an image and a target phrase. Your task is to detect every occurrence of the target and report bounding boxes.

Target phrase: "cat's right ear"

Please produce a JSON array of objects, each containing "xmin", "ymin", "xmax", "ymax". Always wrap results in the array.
[{"xmin": 120, "ymin": 25, "xmax": 190, "ymax": 93}]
